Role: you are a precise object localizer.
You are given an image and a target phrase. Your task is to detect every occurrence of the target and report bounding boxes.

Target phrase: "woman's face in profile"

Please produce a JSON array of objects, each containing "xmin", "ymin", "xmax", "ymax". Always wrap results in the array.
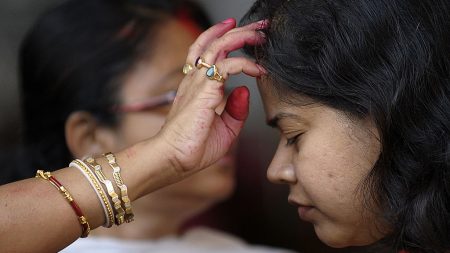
[{"xmin": 257, "ymin": 78, "xmax": 386, "ymax": 247}]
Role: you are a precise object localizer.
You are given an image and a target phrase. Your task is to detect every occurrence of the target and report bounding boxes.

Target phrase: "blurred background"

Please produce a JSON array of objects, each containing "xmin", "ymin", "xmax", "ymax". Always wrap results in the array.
[{"xmin": 0, "ymin": 1, "xmax": 367, "ymax": 252}]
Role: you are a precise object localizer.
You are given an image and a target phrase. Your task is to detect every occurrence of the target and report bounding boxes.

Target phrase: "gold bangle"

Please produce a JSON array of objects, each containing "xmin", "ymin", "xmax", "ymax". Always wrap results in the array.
[
  {"xmin": 84, "ymin": 157, "xmax": 125, "ymax": 225},
  {"xmin": 35, "ymin": 170, "xmax": 90, "ymax": 238},
  {"xmin": 71, "ymin": 159, "xmax": 115, "ymax": 228},
  {"xmin": 104, "ymin": 152, "xmax": 134, "ymax": 223}
]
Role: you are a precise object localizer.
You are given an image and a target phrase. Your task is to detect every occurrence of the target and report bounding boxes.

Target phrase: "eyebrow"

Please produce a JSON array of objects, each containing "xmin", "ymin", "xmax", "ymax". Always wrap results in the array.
[{"xmin": 266, "ymin": 112, "xmax": 306, "ymax": 128}]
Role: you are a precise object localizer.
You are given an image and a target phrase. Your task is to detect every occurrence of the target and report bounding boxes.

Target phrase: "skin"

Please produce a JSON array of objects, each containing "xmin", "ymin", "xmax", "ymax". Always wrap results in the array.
[
  {"xmin": 66, "ymin": 19, "xmax": 236, "ymax": 239},
  {"xmin": 0, "ymin": 19, "xmax": 266, "ymax": 252},
  {"xmin": 257, "ymin": 78, "xmax": 386, "ymax": 247}
]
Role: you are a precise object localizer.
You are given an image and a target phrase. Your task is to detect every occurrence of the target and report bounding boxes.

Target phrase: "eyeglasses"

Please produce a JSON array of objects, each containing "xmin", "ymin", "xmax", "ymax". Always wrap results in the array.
[
  {"xmin": 110, "ymin": 86, "xmax": 234, "ymax": 113},
  {"xmin": 111, "ymin": 90, "xmax": 177, "ymax": 113}
]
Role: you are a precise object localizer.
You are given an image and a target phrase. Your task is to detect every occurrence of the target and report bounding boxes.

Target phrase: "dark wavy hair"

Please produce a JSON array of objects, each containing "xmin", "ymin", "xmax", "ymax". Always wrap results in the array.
[
  {"xmin": 0, "ymin": 0, "xmax": 210, "ymax": 184},
  {"xmin": 241, "ymin": 0, "xmax": 450, "ymax": 252}
]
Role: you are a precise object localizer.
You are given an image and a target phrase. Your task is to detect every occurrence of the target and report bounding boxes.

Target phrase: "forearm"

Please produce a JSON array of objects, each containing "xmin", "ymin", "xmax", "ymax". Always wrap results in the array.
[
  {"xmin": 0, "ymin": 137, "xmax": 175, "ymax": 252},
  {"xmin": 0, "ymin": 169, "xmax": 100, "ymax": 253},
  {"xmin": 0, "ymin": 18, "xmax": 263, "ymax": 252}
]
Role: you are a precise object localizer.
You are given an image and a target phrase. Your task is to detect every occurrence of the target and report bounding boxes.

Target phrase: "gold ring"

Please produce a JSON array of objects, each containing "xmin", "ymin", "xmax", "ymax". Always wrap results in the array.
[
  {"xmin": 205, "ymin": 64, "xmax": 225, "ymax": 82},
  {"xmin": 182, "ymin": 63, "xmax": 193, "ymax": 75},
  {"xmin": 195, "ymin": 57, "xmax": 211, "ymax": 69},
  {"xmin": 195, "ymin": 57, "xmax": 224, "ymax": 82}
]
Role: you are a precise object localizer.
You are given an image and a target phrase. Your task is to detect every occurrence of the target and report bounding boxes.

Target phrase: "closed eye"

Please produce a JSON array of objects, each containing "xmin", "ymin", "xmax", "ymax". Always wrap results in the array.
[{"xmin": 286, "ymin": 133, "xmax": 302, "ymax": 146}]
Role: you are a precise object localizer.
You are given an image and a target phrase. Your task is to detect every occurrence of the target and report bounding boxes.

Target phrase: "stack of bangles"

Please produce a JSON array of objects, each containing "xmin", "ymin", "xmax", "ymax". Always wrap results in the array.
[{"xmin": 35, "ymin": 152, "xmax": 134, "ymax": 238}]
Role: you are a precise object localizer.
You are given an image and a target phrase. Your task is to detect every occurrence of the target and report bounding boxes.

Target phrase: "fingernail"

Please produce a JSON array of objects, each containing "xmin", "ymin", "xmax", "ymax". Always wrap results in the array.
[
  {"xmin": 221, "ymin": 18, "xmax": 235, "ymax": 24},
  {"xmin": 257, "ymin": 64, "xmax": 268, "ymax": 74},
  {"xmin": 256, "ymin": 19, "xmax": 269, "ymax": 29},
  {"xmin": 225, "ymin": 86, "xmax": 250, "ymax": 121},
  {"xmin": 257, "ymin": 30, "xmax": 267, "ymax": 39}
]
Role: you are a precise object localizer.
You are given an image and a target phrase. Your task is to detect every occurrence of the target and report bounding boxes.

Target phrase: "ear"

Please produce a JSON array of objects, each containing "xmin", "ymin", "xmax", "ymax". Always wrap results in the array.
[{"xmin": 65, "ymin": 111, "xmax": 118, "ymax": 159}]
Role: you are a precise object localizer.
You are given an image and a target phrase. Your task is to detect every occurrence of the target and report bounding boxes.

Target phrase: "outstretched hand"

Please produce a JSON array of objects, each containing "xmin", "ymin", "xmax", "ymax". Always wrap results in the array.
[{"xmin": 158, "ymin": 18, "xmax": 267, "ymax": 175}]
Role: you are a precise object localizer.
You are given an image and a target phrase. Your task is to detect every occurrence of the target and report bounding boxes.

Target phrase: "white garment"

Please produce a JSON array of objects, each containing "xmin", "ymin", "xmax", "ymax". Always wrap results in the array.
[{"xmin": 61, "ymin": 227, "xmax": 296, "ymax": 253}]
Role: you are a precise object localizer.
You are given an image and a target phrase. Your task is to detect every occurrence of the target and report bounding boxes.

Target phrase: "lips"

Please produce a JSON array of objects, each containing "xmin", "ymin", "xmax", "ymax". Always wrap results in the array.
[
  {"xmin": 288, "ymin": 197, "xmax": 315, "ymax": 221},
  {"xmin": 297, "ymin": 206, "xmax": 314, "ymax": 220}
]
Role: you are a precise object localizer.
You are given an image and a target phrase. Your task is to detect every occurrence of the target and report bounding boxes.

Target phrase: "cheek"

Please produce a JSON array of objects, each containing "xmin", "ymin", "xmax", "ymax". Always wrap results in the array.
[
  {"xmin": 296, "ymin": 126, "xmax": 377, "ymax": 216},
  {"xmin": 296, "ymin": 134, "xmax": 355, "ymax": 203},
  {"xmin": 294, "ymin": 126, "xmax": 381, "ymax": 245},
  {"xmin": 116, "ymin": 114, "xmax": 166, "ymax": 147}
]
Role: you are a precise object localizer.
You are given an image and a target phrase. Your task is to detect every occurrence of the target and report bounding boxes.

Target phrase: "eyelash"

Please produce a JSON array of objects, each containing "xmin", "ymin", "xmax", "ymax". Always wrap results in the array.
[{"xmin": 286, "ymin": 133, "xmax": 302, "ymax": 146}]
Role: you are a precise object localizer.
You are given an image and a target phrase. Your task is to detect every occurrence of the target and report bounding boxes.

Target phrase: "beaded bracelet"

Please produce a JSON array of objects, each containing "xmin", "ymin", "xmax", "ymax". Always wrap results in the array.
[
  {"xmin": 84, "ymin": 156, "xmax": 126, "ymax": 225},
  {"xmin": 104, "ymin": 152, "xmax": 134, "ymax": 223},
  {"xmin": 35, "ymin": 170, "xmax": 90, "ymax": 238},
  {"xmin": 71, "ymin": 159, "xmax": 115, "ymax": 228}
]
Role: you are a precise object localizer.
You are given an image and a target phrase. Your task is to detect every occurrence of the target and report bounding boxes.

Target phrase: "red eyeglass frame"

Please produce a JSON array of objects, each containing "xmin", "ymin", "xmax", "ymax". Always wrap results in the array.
[{"xmin": 111, "ymin": 90, "xmax": 177, "ymax": 113}]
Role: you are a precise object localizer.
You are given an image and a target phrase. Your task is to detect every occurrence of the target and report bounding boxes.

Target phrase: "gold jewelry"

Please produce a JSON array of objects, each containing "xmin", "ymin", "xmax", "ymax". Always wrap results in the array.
[
  {"xmin": 205, "ymin": 64, "xmax": 225, "ymax": 82},
  {"xmin": 84, "ymin": 157, "xmax": 126, "ymax": 225},
  {"xmin": 194, "ymin": 57, "xmax": 225, "ymax": 82},
  {"xmin": 35, "ymin": 170, "xmax": 90, "ymax": 238},
  {"xmin": 182, "ymin": 63, "xmax": 193, "ymax": 75},
  {"xmin": 195, "ymin": 57, "xmax": 211, "ymax": 69},
  {"xmin": 103, "ymin": 152, "xmax": 134, "ymax": 223},
  {"xmin": 71, "ymin": 159, "xmax": 115, "ymax": 228}
]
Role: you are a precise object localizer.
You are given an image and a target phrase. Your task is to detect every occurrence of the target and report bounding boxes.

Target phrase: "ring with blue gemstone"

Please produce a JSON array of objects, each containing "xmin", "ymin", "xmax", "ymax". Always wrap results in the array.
[
  {"xmin": 205, "ymin": 64, "xmax": 224, "ymax": 82},
  {"xmin": 194, "ymin": 57, "xmax": 224, "ymax": 82}
]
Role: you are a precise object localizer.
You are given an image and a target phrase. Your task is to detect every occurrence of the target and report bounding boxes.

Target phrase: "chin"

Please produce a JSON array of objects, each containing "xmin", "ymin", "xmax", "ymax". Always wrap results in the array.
[
  {"xmin": 214, "ymin": 177, "xmax": 235, "ymax": 199},
  {"xmin": 314, "ymin": 225, "xmax": 356, "ymax": 248},
  {"xmin": 182, "ymin": 177, "xmax": 236, "ymax": 217},
  {"xmin": 196, "ymin": 174, "xmax": 236, "ymax": 202},
  {"xmin": 314, "ymin": 225, "xmax": 377, "ymax": 248},
  {"xmin": 316, "ymin": 234, "xmax": 349, "ymax": 248},
  {"xmin": 319, "ymin": 238, "xmax": 352, "ymax": 248},
  {"xmin": 194, "ymin": 161, "xmax": 236, "ymax": 200}
]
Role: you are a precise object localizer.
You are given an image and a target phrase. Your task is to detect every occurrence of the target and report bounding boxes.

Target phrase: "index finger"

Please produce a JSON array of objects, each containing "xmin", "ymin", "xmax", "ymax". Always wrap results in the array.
[
  {"xmin": 186, "ymin": 19, "xmax": 268, "ymax": 65},
  {"xmin": 186, "ymin": 18, "xmax": 236, "ymax": 66}
]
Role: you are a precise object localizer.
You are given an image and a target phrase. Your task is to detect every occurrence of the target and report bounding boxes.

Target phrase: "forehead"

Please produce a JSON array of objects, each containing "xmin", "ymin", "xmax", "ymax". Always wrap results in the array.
[
  {"xmin": 258, "ymin": 77, "xmax": 380, "ymax": 143},
  {"xmin": 121, "ymin": 19, "xmax": 196, "ymax": 100},
  {"xmin": 257, "ymin": 76, "xmax": 315, "ymax": 116},
  {"xmin": 149, "ymin": 19, "xmax": 196, "ymax": 75}
]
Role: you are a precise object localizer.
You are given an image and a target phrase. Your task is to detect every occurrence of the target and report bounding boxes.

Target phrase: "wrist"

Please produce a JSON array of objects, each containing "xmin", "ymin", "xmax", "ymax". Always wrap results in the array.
[{"xmin": 114, "ymin": 135, "xmax": 182, "ymax": 201}]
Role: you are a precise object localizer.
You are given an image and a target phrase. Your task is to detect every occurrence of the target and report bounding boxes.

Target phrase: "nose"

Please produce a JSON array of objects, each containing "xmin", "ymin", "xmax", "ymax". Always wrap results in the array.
[{"xmin": 267, "ymin": 140, "xmax": 297, "ymax": 185}]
